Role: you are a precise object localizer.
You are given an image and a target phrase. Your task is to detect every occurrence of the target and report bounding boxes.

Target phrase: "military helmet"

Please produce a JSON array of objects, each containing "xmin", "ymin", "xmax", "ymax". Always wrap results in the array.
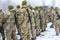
[
  {"xmin": 54, "ymin": 7, "xmax": 59, "ymax": 11},
  {"xmin": 22, "ymin": 0, "xmax": 27, "ymax": 5},
  {"xmin": 28, "ymin": 5, "xmax": 33, "ymax": 10},
  {"xmin": 8, "ymin": 5, "xmax": 14, "ymax": 10},
  {"xmin": 34, "ymin": 6, "xmax": 39, "ymax": 10},
  {"xmin": 16, "ymin": 5, "xmax": 20, "ymax": 9},
  {"xmin": 51, "ymin": 6, "xmax": 53, "ymax": 9}
]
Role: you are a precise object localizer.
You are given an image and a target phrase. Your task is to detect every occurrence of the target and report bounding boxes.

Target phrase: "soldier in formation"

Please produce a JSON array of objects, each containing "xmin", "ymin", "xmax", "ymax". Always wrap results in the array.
[
  {"xmin": 53, "ymin": 7, "xmax": 60, "ymax": 36},
  {"xmin": 16, "ymin": 0, "xmax": 32, "ymax": 40},
  {"xmin": 4, "ymin": 5, "xmax": 17, "ymax": 40},
  {"xmin": 0, "ymin": 9, "xmax": 5, "ymax": 40}
]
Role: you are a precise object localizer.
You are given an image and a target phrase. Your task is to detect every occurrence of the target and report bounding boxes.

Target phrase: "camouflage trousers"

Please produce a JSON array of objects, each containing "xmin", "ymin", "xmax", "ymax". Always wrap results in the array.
[
  {"xmin": 41, "ymin": 19, "xmax": 46, "ymax": 31},
  {"xmin": 6, "ymin": 25, "xmax": 17, "ymax": 40},
  {"xmin": 36, "ymin": 20, "xmax": 41, "ymax": 36},
  {"xmin": 54, "ymin": 20, "xmax": 60, "ymax": 35},
  {"xmin": 19, "ymin": 22, "xmax": 31, "ymax": 40},
  {"xmin": 31, "ymin": 25, "xmax": 36, "ymax": 39}
]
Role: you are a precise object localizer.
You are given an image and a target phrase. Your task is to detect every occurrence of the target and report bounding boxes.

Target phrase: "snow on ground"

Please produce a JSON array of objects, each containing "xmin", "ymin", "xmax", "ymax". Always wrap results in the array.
[{"xmin": 36, "ymin": 22, "xmax": 60, "ymax": 40}]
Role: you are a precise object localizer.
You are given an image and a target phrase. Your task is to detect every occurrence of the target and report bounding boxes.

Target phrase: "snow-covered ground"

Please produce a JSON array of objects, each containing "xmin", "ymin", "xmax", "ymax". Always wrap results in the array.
[{"xmin": 36, "ymin": 22, "xmax": 60, "ymax": 40}]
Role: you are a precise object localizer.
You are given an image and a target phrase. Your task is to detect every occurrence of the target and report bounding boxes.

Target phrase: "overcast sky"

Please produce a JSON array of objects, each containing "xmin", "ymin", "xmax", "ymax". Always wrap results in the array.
[{"xmin": 0, "ymin": 0, "xmax": 60, "ymax": 13}]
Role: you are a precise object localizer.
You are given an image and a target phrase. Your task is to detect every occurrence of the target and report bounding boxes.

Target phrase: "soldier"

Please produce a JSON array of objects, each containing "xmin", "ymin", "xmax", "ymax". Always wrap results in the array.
[
  {"xmin": 39, "ymin": 9, "xmax": 46, "ymax": 32},
  {"xmin": 0, "ymin": 9, "xmax": 5, "ymax": 40},
  {"xmin": 50, "ymin": 7, "xmax": 54, "ymax": 28},
  {"xmin": 28, "ymin": 5, "xmax": 36, "ymax": 40},
  {"xmin": 54, "ymin": 7, "xmax": 60, "ymax": 35},
  {"xmin": 33, "ymin": 6, "xmax": 40, "ymax": 36},
  {"xmin": 15, "ymin": 5, "xmax": 21, "ymax": 35},
  {"xmin": 4, "ymin": 5, "xmax": 17, "ymax": 40},
  {"xmin": 16, "ymin": 0, "xmax": 31, "ymax": 40},
  {"xmin": 35, "ymin": 10, "xmax": 41, "ymax": 36},
  {"xmin": 29, "ymin": 9, "xmax": 36, "ymax": 40},
  {"xmin": 43, "ymin": 8, "xmax": 47, "ymax": 31},
  {"xmin": 44, "ymin": 9, "xmax": 47, "ymax": 29}
]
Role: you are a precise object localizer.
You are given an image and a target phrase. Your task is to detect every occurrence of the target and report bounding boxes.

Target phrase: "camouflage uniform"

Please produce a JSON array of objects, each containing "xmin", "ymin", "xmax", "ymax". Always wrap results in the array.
[
  {"xmin": 4, "ymin": 10, "xmax": 17, "ymax": 40},
  {"xmin": 47, "ymin": 9, "xmax": 52, "ymax": 22},
  {"xmin": 30, "ymin": 10, "xmax": 36, "ymax": 40},
  {"xmin": 46, "ymin": 9, "xmax": 51, "ymax": 22},
  {"xmin": 51, "ymin": 9, "xmax": 59, "ymax": 35},
  {"xmin": 34, "ymin": 10, "xmax": 41, "ymax": 36},
  {"xmin": 15, "ymin": 8, "xmax": 21, "ymax": 35},
  {"xmin": 0, "ymin": 10, "xmax": 5, "ymax": 40},
  {"xmin": 40, "ymin": 10, "xmax": 46, "ymax": 32},
  {"xmin": 17, "ymin": 6, "xmax": 31, "ymax": 40},
  {"xmin": 44, "ymin": 10, "xmax": 47, "ymax": 29},
  {"xmin": 54, "ymin": 10, "xmax": 60, "ymax": 35},
  {"xmin": 55, "ymin": 20, "xmax": 60, "ymax": 35}
]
